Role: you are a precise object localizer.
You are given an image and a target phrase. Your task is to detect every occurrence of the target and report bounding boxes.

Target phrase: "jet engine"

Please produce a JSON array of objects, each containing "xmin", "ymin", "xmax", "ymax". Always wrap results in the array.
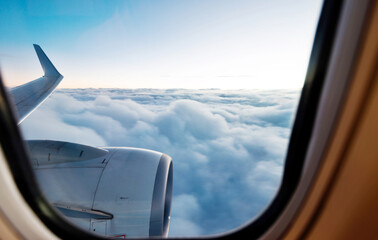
[{"xmin": 27, "ymin": 140, "xmax": 173, "ymax": 238}]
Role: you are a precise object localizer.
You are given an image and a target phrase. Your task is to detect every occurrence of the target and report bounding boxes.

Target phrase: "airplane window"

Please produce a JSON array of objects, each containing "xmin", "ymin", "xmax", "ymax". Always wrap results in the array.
[{"xmin": 0, "ymin": 0, "xmax": 323, "ymax": 238}]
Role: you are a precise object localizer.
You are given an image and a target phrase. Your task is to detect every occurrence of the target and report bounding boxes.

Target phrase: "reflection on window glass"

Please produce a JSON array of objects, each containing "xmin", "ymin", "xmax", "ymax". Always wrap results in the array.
[{"xmin": 0, "ymin": 0, "xmax": 323, "ymax": 237}]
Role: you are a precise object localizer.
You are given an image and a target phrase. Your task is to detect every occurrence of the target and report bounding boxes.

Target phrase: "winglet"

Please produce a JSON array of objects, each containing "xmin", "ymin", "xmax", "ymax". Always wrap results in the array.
[
  {"xmin": 33, "ymin": 44, "xmax": 61, "ymax": 77},
  {"xmin": 9, "ymin": 45, "xmax": 64, "ymax": 124}
]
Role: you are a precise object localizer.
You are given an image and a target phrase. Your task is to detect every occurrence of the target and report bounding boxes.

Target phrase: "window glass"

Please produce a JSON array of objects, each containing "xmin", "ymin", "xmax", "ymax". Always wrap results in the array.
[{"xmin": 0, "ymin": 0, "xmax": 322, "ymax": 237}]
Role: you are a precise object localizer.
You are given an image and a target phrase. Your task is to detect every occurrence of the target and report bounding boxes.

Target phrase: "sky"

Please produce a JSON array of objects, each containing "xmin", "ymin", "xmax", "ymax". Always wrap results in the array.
[
  {"xmin": 20, "ymin": 88, "xmax": 301, "ymax": 236},
  {"xmin": 0, "ymin": 0, "xmax": 323, "ymax": 89}
]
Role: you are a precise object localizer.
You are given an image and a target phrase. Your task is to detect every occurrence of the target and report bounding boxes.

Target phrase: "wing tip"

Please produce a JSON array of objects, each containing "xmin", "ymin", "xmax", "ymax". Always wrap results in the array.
[
  {"xmin": 33, "ymin": 44, "xmax": 61, "ymax": 77},
  {"xmin": 33, "ymin": 44, "xmax": 42, "ymax": 53}
]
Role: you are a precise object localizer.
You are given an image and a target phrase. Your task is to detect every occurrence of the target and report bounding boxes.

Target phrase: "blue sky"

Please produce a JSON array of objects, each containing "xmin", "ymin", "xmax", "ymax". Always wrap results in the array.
[{"xmin": 1, "ymin": 0, "xmax": 322, "ymax": 89}]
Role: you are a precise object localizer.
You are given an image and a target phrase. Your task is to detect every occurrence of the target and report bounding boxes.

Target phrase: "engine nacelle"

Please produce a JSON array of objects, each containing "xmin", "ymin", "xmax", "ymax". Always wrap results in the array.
[
  {"xmin": 28, "ymin": 140, "xmax": 173, "ymax": 238},
  {"xmin": 92, "ymin": 147, "xmax": 173, "ymax": 237}
]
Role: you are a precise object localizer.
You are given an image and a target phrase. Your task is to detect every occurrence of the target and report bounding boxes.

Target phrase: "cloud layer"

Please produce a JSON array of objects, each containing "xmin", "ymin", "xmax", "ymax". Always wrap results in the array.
[{"xmin": 19, "ymin": 88, "xmax": 300, "ymax": 236}]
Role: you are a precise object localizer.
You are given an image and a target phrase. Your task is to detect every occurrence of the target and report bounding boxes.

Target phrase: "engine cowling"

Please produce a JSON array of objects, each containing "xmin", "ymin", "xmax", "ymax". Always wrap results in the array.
[{"xmin": 28, "ymin": 140, "xmax": 173, "ymax": 238}]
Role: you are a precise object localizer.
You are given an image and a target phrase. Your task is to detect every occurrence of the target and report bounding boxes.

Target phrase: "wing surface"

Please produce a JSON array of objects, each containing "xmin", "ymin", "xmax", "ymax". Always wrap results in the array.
[{"xmin": 9, "ymin": 44, "xmax": 63, "ymax": 124}]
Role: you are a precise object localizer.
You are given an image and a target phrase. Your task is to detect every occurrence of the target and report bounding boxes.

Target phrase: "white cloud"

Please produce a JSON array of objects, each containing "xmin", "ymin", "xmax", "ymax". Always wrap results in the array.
[
  {"xmin": 20, "ymin": 103, "xmax": 106, "ymax": 146},
  {"xmin": 18, "ymin": 88, "xmax": 300, "ymax": 236}
]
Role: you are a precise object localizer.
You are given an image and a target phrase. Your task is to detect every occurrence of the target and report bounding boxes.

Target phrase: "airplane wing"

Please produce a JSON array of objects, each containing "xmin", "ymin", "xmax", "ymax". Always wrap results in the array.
[
  {"xmin": 9, "ymin": 44, "xmax": 63, "ymax": 124},
  {"xmin": 8, "ymin": 45, "xmax": 173, "ymax": 238}
]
